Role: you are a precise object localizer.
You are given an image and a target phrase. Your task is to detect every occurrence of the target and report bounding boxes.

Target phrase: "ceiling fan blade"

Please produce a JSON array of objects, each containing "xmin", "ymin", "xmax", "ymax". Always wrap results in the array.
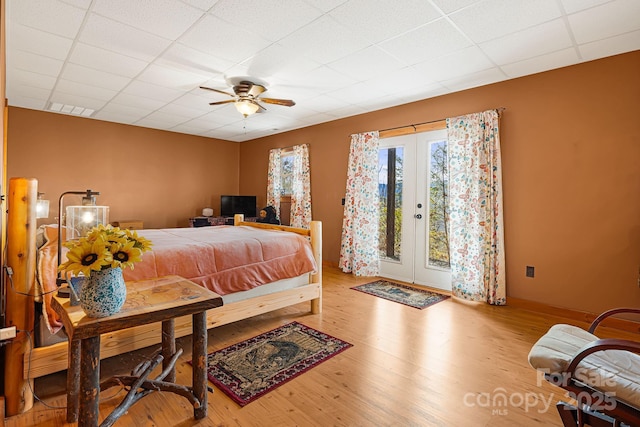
[
  {"xmin": 260, "ymin": 98, "xmax": 295, "ymax": 107},
  {"xmin": 209, "ymin": 99, "xmax": 236, "ymax": 106},
  {"xmin": 200, "ymin": 86, "xmax": 235, "ymax": 97}
]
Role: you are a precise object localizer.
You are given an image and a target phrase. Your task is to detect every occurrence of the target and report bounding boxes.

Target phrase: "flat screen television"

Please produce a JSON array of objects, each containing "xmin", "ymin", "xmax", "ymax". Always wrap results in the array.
[{"xmin": 220, "ymin": 195, "xmax": 257, "ymax": 218}]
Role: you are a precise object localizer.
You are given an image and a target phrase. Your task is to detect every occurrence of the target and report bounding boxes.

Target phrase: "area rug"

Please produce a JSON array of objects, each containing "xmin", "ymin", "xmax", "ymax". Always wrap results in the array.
[
  {"xmin": 352, "ymin": 280, "xmax": 450, "ymax": 309},
  {"xmin": 205, "ymin": 321, "xmax": 352, "ymax": 406}
]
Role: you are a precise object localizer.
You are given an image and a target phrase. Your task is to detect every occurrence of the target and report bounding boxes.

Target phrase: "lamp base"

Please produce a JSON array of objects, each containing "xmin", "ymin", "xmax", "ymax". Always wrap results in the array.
[{"xmin": 57, "ymin": 287, "xmax": 70, "ymax": 298}]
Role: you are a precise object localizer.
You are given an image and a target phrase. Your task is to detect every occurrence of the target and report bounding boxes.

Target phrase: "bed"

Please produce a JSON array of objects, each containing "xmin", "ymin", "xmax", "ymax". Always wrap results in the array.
[{"xmin": 24, "ymin": 214, "xmax": 323, "ymax": 381}]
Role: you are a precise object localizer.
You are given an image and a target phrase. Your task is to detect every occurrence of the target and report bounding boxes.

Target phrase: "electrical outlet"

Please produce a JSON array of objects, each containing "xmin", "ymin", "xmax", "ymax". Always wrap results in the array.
[
  {"xmin": 526, "ymin": 266, "xmax": 535, "ymax": 278},
  {"xmin": 0, "ymin": 326, "xmax": 17, "ymax": 340}
]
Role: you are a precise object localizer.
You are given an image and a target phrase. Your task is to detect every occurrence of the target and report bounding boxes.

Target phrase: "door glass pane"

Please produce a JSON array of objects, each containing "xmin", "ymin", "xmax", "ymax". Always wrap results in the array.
[
  {"xmin": 378, "ymin": 147, "xmax": 403, "ymax": 261},
  {"xmin": 428, "ymin": 140, "xmax": 450, "ymax": 269}
]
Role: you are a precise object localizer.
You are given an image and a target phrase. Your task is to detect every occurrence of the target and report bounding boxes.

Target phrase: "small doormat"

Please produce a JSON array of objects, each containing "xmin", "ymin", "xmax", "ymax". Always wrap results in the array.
[
  {"xmin": 205, "ymin": 321, "xmax": 352, "ymax": 406},
  {"xmin": 352, "ymin": 280, "xmax": 450, "ymax": 309}
]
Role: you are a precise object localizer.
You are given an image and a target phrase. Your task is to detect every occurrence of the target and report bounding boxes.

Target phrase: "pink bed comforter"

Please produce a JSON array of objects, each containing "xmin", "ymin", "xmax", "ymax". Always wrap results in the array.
[{"xmin": 38, "ymin": 225, "xmax": 317, "ymax": 333}]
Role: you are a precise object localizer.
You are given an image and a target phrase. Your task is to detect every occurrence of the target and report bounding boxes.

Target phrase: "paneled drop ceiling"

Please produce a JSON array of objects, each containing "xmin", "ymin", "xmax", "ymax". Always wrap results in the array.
[{"xmin": 6, "ymin": 0, "xmax": 640, "ymax": 142}]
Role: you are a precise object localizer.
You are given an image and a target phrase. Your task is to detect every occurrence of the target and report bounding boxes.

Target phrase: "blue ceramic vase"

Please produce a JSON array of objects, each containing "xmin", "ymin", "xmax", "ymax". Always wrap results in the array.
[{"xmin": 79, "ymin": 267, "xmax": 126, "ymax": 318}]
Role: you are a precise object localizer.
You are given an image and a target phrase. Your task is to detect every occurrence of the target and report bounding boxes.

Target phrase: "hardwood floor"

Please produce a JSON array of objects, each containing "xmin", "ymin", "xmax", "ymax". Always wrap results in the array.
[{"xmin": 6, "ymin": 266, "xmax": 637, "ymax": 426}]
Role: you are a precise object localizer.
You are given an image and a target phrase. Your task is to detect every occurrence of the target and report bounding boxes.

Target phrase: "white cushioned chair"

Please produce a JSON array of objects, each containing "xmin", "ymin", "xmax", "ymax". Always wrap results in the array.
[{"xmin": 529, "ymin": 308, "xmax": 640, "ymax": 427}]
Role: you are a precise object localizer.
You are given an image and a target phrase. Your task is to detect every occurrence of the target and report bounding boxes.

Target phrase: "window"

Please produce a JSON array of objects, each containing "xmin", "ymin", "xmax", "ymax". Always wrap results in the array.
[
  {"xmin": 378, "ymin": 146, "xmax": 403, "ymax": 260},
  {"xmin": 280, "ymin": 151, "xmax": 294, "ymax": 196},
  {"xmin": 428, "ymin": 140, "xmax": 450, "ymax": 269}
]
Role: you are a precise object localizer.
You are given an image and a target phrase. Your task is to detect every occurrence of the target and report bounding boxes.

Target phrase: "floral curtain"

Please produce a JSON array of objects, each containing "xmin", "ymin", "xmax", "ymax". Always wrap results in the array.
[
  {"xmin": 290, "ymin": 144, "xmax": 312, "ymax": 228},
  {"xmin": 266, "ymin": 148, "xmax": 282, "ymax": 216},
  {"xmin": 266, "ymin": 144, "xmax": 312, "ymax": 228},
  {"xmin": 339, "ymin": 131, "xmax": 380, "ymax": 276},
  {"xmin": 446, "ymin": 110, "xmax": 506, "ymax": 305}
]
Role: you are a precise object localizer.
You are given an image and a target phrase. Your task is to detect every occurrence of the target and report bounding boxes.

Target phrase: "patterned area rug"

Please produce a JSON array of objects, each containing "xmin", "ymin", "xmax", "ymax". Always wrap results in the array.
[
  {"xmin": 352, "ymin": 280, "xmax": 450, "ymax": 309},
  {"xmin": 206, "ymin": 321, "xmax": 352, "ymax": 406}
]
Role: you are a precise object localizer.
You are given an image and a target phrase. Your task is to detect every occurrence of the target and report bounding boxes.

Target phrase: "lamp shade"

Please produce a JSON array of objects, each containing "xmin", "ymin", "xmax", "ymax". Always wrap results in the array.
[
  {"xmin": 234, "ymin": 100, "xmax": 259, "ymax": 117},
  {"xmin": 36, "ymin": 199, "xmax": 50, "ymax": 219},
  {"xmin": 66, "ymin": 205, "xmax": 109, "ymax": 240}
]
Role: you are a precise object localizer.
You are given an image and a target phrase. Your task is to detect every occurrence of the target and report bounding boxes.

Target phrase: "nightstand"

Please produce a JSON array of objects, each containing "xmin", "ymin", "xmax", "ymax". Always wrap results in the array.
[{"xmin": 111, "ymin": 220, "xmax": 143, "ymax": 230}]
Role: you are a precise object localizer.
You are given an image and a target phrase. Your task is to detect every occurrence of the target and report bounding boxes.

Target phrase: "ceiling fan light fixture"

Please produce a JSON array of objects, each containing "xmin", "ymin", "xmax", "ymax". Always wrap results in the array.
[{"xmin": 234, "ymin": 100, "xmax": 259, "ymax": 117}]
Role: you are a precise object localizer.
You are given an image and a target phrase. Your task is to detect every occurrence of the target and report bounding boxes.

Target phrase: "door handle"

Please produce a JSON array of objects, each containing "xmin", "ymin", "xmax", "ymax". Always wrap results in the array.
[{"xmin": 415, "ymin": 214, "xmax": 423, "ymax": 219}]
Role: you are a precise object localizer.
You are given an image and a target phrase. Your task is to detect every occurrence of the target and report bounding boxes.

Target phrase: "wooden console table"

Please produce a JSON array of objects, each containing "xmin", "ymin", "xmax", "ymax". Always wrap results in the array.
[{"xmin": 51, "ymin": 275, "xmax": 223, "ymax": 427}]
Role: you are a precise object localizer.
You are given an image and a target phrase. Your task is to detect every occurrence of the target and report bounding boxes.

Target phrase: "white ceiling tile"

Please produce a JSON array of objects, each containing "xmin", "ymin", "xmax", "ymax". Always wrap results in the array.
[
  {"xmin": 157, "ymin": 44, "xmax": 233, "ymax": 78},
  {"xmin": 99, "ymin": 102, "xmax": 154, "ymax": 120},
  {"xmin": 181, "ymin": 0, "xmax": 220, "ymax": 11},
  {"xmin": 450, "ymin": 0, "xmax": 562, "ymax": 43},
  {"xmin": 7, "ymin": 24, "xmax": 74, "ymax": 60},
  {"xmin": 6, "ymin": 69, "xmax": 57, "ymax": 91},
  {"xmin": 157, "ymin": 102, "xmax": 208, "ymax": 119},
  {"xmin": 278, "ymin": 15, "xmax": 371, "ymax": 64},
  {"xmin": 6, "ymin": 95, "xmax": 47, "ymax": 110},
  {"xmin": 69, "ymin": 43, "xmax": 149, "ymax": 78},
  {"xmin": 441, "ymin": 67, "xmax": 506, "ymax": 92},
  {"xmin": 61, "ymin": 63, "xmax": 131, "ymax": 91},
  {"xmin": 329, "ymin": 0, "xmax": 443, "ymax": 44},
  {"xmin": 327, "ymin": 46, "xmax": 407, "ymax": 82},
  {"xmin": 379, "ymin": 18, "xmax": 472, "ymax": 65},
  {"xmin": 136, "ymin": 111, "xmax": 189, "ymax": 128},
  {"xmin": 137, "ymin": 64, "xmax": 209, "ymax": 91},
  {"xmin": 92, "ymin": 0, "xmax": 203, "ymax": 40},
  {"xmin": 7, "ymin": 84, "xmax": 51, "ymax": 102},
  {"xmin": 6, "ymin": 0, "xmax": 639, "ymax": 142},
  {"xmin": 480, "ymin": 19, "xmax": 573, "ymax": 65},
  {"xmin": 211, "ymin": 0, "xmax": 323, "ymax": 42},
  {"xmin": 241, "ymin": 43, "xmax": 321, "ymax": 82},
  {"xmin": 93, "ymin": 110, "xmax": 140, "ymax": 125},
  {"xmin": 60, "ymin": 0, "xmax": 93, "ymax": 8},
  {"xmin": 180, "ymin": 15, "xmax": 272, "ymax": 63},
  {"xmin": 56, "ymin": 79, "xmax": 118, "ymax": 101},
  {"xmin": 560, "ymin": 0, "xmax": 612, "ymax": 14},
  {"xmin": 430, "ymin": 0, "xmax": 484, "ymax": 14},
  {"xmin": 500, "ymin": 48, "xmax": 580, "ymax": 78},
  {"xmin": 364, "ymin": 66, "xmax": 437, "ymax": 94},
  {"xmin": 568, "ymin": 0, "xmax": 640, "ymax": 44},
  {"xmin": 109, "ymin": 93, "xmax": 166, "ymax": 110},
  {"xmin": 7, "ymin": 50, "xmax": 64, "ymax": 77},
  {"xmin": 79, "ymin": 14, "xmax": 173, "ymax": 62},
  {"xmin": 121, "ymin": 81, "xmax": 184, "ymax": 103},
  {"xmin": 302, "ymin": 0, "xmax": 348, "ymax": 13},
  {"xmin": 9, "ymin": 0, "xmax": 86, "ymax": 38},
  {"xmin": 49, "ymin": 92, "xmax": 107, "ymax": 110},
  {"xmin": 412, "ymin": 46, "xmax": 495, "ymax": 82},
  {"xmin": 578, "ymin": 30, "xmax": 640, "ymax": 61}
]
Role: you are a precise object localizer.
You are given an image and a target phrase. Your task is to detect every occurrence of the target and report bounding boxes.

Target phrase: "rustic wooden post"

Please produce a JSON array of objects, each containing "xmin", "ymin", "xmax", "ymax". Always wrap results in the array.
[
  {"xmin": 310, "ymin": 221, "xmax": 322, "ymax": 314},
  {"xmin": 4, "ymin": 177, "xmax": 37, "ymax": 415}
]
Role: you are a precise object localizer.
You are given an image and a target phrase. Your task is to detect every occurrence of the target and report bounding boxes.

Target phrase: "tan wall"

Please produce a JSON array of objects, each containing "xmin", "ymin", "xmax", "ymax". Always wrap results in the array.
[
  {"xmin": 239, "ymin": 51, "xmax": 640, "ymax": 314},
  {"xmin": 7, "ymin": 109, "xmax": 240, "ymax": 228}
]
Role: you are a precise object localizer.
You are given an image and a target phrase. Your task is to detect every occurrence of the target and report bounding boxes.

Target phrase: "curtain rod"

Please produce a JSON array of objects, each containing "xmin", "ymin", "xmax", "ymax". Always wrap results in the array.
[{"xmin": 378, "ymin": 107, "xmax": 506, "ymax": 134}]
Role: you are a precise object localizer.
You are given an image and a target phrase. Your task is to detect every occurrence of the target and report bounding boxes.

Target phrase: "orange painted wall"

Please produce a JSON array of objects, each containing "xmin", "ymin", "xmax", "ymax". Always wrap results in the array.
[
  {"xmin": 239, "ymin": 51, "xmax": 640, "ymax": 314},
  {"xmin": 5, "ymin": 51, "xmax": 639, "ymax": 314},
  {"xmin": 7, "ymin": 109, "xmax": 240, "ymax": 229}
]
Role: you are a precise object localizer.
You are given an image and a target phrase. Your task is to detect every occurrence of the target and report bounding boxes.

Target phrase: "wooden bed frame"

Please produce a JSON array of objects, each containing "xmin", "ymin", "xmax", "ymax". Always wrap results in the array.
[{"xmin": 4, "ymin": 180, "xmax": 321, "ymax": 415}]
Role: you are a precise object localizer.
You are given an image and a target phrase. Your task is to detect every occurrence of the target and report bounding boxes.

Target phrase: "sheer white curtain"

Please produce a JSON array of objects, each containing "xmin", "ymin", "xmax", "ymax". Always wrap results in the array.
[
  {"xmin": 339, "ymin": 131, "xmax": 380, "ymax": 276},
  {"xmin": 266, "ymin": 144, "xmax": 312, "ymax": 228},
  {"xmin": 446, "ymin": 110, "xmax": 506, "ymax": 305}
]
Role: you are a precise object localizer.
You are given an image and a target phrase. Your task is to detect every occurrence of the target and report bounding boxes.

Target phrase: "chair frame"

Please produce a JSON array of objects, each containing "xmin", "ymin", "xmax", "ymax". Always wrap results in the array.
[{"xmin": 541, "ymin": 308, "xmax": 640, "ymax": 427}]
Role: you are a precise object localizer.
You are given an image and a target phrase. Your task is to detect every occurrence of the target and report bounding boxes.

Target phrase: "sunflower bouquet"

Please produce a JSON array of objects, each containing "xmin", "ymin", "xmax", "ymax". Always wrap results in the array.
[{"xmin": 58, "ymin": 224, "xmax": 153, "ymax": 277}]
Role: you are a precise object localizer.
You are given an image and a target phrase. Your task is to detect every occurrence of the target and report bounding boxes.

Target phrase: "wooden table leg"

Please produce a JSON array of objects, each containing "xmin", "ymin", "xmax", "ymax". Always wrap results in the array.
[
  {"xmin": 192, "ymin": 311, "xmax": 207, "ymax": 419},
  {"xmin": 161, "ymin": 319, "xmax": 176, "ymax": 383},
  {"xmin": 79, "ymin": 335, "xmax": 100, "ymax": 427},
  {"xmin": 67, "ymin": 338, "xmax": 81, "ymax": 423}
]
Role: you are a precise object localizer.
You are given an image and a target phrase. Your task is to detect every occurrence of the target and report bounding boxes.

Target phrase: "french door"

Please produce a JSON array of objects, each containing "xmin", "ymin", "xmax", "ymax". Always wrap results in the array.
[{"xmin": 378, "ymin": 130, "xmax": 451, "ymax": 291}]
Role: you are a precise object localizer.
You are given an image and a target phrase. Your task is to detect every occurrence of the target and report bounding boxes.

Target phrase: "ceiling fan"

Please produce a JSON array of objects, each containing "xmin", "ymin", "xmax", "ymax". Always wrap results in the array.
[{"xmin": 199, "ymin": 80, "xmax": 295, "ymax": 117}]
